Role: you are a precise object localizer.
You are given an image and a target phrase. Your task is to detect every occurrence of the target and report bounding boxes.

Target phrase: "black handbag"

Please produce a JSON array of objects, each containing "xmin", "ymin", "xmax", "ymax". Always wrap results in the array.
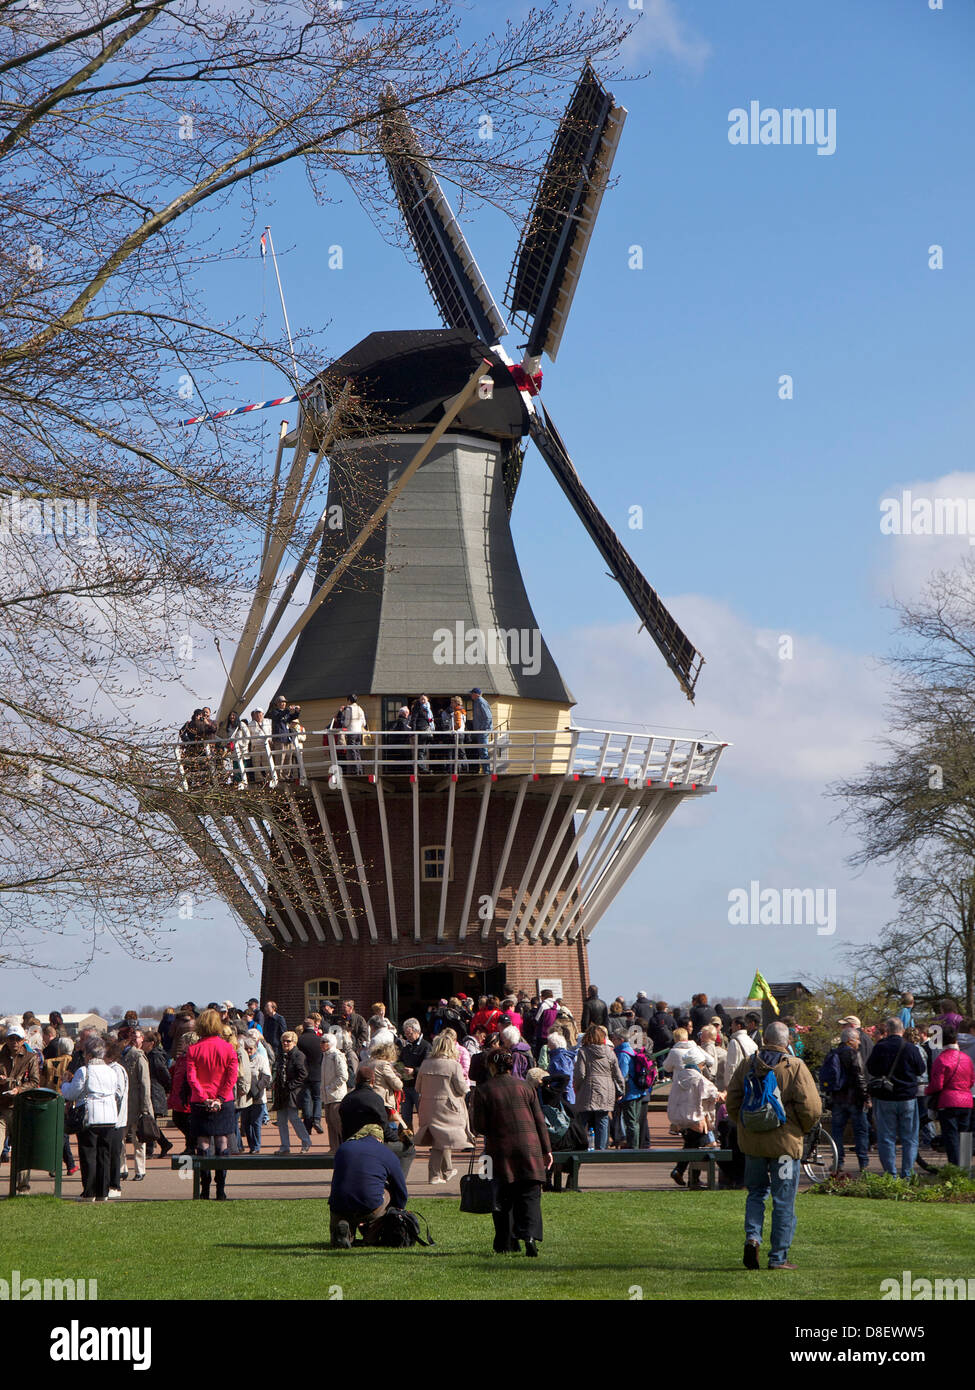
[
  {"xmin": 459, "ymin": 1144, "xmax": 499, "ymax": 1214},
  {"xmin": 137, "ymin": 1113, "xmax": 162, "ymax": 1144}
]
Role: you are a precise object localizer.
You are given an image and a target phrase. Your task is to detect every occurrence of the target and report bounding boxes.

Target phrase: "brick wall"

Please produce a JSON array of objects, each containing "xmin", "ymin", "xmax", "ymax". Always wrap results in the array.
[{"xmin": 259, "ymin": 781, "xmax": 589, "ymax": 1023}]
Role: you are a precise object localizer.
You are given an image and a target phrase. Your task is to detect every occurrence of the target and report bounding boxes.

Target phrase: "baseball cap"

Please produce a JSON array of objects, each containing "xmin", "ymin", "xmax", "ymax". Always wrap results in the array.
[
  {"xmin": 837, "ymin": 1015, "xmax": 861, "ymax": 1029},
  {"xmin": 5, "ymin": 1024, "xmax": 25, "ymax": 1039},
  {"xmin": 470, "ymin": 687, "xmax": 481, "ymax": 695}
]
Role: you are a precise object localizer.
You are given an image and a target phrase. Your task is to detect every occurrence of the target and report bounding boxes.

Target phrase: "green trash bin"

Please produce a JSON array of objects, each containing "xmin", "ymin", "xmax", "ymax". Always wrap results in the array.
[{"xmin": 9, "ymin": 1088, "xmax": 65, "ymax": 1197}]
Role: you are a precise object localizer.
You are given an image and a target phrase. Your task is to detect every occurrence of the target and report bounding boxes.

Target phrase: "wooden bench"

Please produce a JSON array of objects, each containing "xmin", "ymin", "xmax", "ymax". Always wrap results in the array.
[
  {"xmin": 171, "ymin": 1153, "xmax": 334, "ymax": 1198},
  {"xmin": 550, "ymin": 1148, "xmax": 732, "ymax": 1192}
]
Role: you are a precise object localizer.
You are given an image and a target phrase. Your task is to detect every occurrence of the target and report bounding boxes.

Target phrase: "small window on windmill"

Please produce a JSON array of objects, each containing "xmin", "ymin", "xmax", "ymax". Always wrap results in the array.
[
  {"xmin": 421, "ymin": 846, "xmax": 453, "ymax": 882},
  {"xmin": 306, "ymin": 978, "xmax": 340, "ymax": 1014}
]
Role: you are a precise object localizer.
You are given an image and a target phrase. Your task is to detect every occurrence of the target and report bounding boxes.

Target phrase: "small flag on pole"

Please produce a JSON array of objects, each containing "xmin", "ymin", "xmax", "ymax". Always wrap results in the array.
[
  {"xmin": 260, "ymin": 232, "xmax": 267, "ymax": 260},
  {"xmin": 746, "ymin": 970, "xmax": 779, "ymax": 1014}
]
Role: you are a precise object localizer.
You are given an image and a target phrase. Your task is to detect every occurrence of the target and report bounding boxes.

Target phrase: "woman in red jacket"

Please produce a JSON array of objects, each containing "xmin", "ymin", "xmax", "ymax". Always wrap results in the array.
[
  {"xmin": 925, "ymin": 1028, "xmax": 975, "ymax": 1168},
  {"xmin": 471, "ymin": 996, "xmax": 503, "ymax": 1035},
  {"xmin": 167, "ymin": 1030, "xmax": 199, "ymax": 1154},
  {"xmin": 185, "ymin": 1009, "xmax": 239, "ymax": 1200}
]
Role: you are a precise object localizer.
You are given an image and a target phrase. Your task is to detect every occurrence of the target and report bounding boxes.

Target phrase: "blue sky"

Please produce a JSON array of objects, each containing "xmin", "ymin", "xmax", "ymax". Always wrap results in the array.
[{"xmin": 6, "ymin": 0, "xmax": 975, "ymax": 1015}]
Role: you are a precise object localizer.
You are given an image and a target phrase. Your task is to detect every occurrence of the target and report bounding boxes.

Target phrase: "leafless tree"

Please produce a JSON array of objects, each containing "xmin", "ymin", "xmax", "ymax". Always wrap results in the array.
[
  {"xmin": 832, "ymin": 561, "xmax": 975, "ymax": 1014},
  {"xmin": 0, "ymin": 0, "xmax": 629, "ymax": 973}
]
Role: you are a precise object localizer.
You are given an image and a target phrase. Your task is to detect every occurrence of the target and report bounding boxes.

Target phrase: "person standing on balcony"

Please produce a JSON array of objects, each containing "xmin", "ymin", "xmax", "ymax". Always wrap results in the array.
[
  {"xmin": 409, "ymin": 695, "xmax": 434, "ymax": 772},
  {"xmin": 243, "ymin": 707, "xmax": 272, "ymax": 785},
  {"xmin": 388, "ymin": 705, "xmax": 412, "ymax": 767},
  {"xmin": 469, "ymin": 687, "xmax": 492, "ymax": 771},
  {"xmin": 450, "ymin": 696, "xmax": 467, "ymax": 773},
  {"xmin": 345, "ymin": 693, "xmax": 367, "ymax": 772}
]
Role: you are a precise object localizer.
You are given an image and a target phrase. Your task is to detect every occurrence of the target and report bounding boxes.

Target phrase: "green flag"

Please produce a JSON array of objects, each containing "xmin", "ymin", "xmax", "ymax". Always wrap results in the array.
[{"xmin": 746, "ymin": 970, "xmax": 779, "ymax": 1013}]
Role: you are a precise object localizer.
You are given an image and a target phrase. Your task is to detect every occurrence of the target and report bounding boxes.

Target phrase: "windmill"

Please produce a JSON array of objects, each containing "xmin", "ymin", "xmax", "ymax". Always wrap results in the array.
[{"xmin": 159, "ymin": 67, "xmax": 726, "ymax": 1026}]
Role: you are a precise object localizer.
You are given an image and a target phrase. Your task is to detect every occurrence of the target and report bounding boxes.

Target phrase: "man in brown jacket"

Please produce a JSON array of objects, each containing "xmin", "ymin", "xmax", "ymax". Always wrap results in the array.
[
  {"xmin": 0, "ymin": 1025, "xmax": 40, "ymax": 1191},
  {"xmin": 726, "ymin": 1020, "xmax": 821, "ymax": 1271}
]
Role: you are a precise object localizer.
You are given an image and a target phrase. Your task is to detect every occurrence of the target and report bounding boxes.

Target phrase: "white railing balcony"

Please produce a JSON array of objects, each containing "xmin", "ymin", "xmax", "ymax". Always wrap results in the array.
[{"xmin": 174, "ymin": 726, "xmax": 728, "ymax": 793}]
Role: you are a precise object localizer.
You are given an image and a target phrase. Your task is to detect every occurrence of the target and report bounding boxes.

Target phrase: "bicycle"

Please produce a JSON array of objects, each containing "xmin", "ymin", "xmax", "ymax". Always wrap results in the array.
[{"xmin": 801, "ymin": 1120, "xmax": 840, "ymax": 1183}]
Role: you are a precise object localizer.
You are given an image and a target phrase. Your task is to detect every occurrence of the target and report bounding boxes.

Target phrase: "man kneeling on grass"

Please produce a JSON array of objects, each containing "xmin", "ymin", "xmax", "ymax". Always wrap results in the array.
[
  {"xmin": 726, "ymin": 1020, "xmax": 821, "ymax": 1272},
  {"xmin": 329, "ymin": 1124, "xmax": 409, "ymax": 1249}
]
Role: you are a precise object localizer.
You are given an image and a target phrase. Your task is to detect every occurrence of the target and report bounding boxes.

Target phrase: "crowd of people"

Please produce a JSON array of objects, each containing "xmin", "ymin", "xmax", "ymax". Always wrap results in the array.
[
  {"xmin": 2, "ymin": 985, "xmax": 972, "ymax": 1264},
  {"xmin": 175, "ymin": 688, "xmax": 495, "ymax": 787}
]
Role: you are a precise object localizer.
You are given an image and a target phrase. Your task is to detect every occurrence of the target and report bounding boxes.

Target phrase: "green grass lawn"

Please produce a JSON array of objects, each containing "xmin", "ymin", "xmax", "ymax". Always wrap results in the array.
[{"xmin": 1, "ymin": 1191, "xmax": 969, "ymax": 1301}]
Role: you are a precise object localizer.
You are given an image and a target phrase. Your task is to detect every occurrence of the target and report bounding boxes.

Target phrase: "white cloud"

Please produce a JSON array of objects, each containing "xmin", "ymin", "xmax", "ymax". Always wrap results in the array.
[
  {"xmin": 876, "ymin": 470, "xmax": 975, "ymax": 604},
  {"xmin": 554, "ymin": 597, "xmax": 898, "ymax": 999},
  {"xmin": 558, "ymin": 594, "xmax": 889, "ymax": 786},
  {"xmin": 622, "ymin": 0, "xmax": 712, "ymax": 73}
]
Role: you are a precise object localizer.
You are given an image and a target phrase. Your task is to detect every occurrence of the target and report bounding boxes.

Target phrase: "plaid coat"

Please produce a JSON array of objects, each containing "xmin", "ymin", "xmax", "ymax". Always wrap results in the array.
[{"xmin": 472, "ymin": 1075, "xmax": 551, "ymax": 1185}]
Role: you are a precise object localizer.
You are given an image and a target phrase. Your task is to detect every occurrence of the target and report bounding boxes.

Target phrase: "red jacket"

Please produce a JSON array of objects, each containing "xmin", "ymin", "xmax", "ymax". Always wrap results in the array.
[
  {"xmin": 926, "ymin": 1047, "xmax": 974, "ymax": 1109},
  {"xmin": 185, "ymin": 1036, "xmax": 238, "ymax": 1104},
  {"xmin": 472, "ymin": 1009, "xmax": 502, "ymax": 1035},
  {"xmin": 168, "ymin": 1054, "xmax": 190, "ymax": 1114}
]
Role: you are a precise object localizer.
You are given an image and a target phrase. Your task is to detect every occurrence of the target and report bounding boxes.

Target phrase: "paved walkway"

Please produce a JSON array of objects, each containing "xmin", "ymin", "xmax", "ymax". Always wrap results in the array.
[{"xmin": 2, "ymin": 1107, "xmax": 922, "ymax": 1202}]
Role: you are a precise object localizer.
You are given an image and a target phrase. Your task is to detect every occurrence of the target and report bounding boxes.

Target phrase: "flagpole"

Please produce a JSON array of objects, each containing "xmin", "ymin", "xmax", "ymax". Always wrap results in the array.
[{"xmin": 264, "ymin": 224, "xmax": 299, "ymax": 390}]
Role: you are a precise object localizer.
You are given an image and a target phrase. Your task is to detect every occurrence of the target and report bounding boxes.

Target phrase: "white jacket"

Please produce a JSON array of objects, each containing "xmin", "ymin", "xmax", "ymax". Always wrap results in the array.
[
  {"xmin": 320, "ymin": 1046, "xmax": 349, "ymax": 1103},
  {"xmin": 62, "ymin": 1061, "xmax": 126, "ymax": 1127},
  {"xmin": 663, "ymin": 1040, "xmax": 712, "ymax": 1076},
  {"xmin": 667, "ymin": 1067, "xmax": 719, "ymax": 1129},
  {"xmin": 724, "ymin": 1029, "xmax": 758, "ymax": 1085}
]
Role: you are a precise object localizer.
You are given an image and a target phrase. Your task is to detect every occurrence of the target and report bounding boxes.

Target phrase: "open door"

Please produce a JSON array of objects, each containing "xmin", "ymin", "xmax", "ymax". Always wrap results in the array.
[{"xmin": 485, "ymin": 964, "xmax": 507, "ymax": 998}]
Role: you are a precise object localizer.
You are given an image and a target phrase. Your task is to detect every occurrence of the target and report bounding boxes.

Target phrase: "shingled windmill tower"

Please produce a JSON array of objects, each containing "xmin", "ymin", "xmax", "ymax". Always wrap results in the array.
[{"xmin": 166, "ymin": 68, "xmax": 727, "ymax": 1024}]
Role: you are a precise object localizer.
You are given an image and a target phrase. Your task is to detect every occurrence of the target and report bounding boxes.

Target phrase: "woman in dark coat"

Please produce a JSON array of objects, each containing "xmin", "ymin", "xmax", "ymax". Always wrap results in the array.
[
  {"xmin": 272, "ymin": 1031, "xmax": 311, "ymax": 1154},
  {"xmin": 472, "ymin": 1050, "xmax": 552, "ymax": 1257},
  {"xmin": 142, "ymin": 1030, "xmax": 173, "ymax": 1158}
]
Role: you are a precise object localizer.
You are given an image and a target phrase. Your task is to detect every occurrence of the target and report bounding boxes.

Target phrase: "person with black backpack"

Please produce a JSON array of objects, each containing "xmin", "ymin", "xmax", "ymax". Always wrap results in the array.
[{"xmin": 819, "ymin": 1025, "xmax": 870, "ymax": 1173}]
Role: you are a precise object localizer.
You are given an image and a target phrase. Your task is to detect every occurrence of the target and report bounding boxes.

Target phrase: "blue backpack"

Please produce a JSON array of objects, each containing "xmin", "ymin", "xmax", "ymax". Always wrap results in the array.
[{"xmin": 740, "ymin": 1057, "xmax": 787, "ymax": 1132}]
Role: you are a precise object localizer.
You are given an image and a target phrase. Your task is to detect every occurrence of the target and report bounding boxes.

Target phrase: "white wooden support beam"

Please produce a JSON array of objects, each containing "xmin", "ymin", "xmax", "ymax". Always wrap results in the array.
[
  {"xmin": 514, "ymin": 781, "xmax": 585, "ymax": 942},
  {"xmin": 309, "ymin": 782, "xmax": 355, "ymax": 940},
  {"xmin": 504, "ymin": 780, "xmax": 565, "ymax": 942},
  {"xmin": 248, "ymin": 805, "xmax": 309, "ymax": 942},
  {"xmin": 549, "ymin": 787, "xmax": 629, "ymax": 942},
  {"xmin": 170, "ymin": 808, "xmax": 274, "ymax": 945},
  {"xmin": 534, "ymin": 784, "xmax": 610, "ymax": 942},
  {"xmin": 436, "ymin": 774, "xmax": 457, "ymax": 942},
  {"xmin": 374, "ymin": 778, "xmax": 398, "ymax": 942},
  {"xmin": 338, "ymin": 779, "xmax": 378, "ymax": 942},
  {"xmin": 484, "ymin": 775, "xmax": 529, "ymax": 939},
  {"xmin": 575, "ymin": 793, "xmax": 682, "ymax": 940},
  {"xmin": 284, "ymin": 788, "xmax": 341, "ymax": 942},
  {"xmin": 412, "ymin": 775, "xmax": 421, "ymax": 941},
  {"xmin": 212, "ymin": 813, "xmax": 294, "ymax": 943},
  {"xmin": 458, "ymin": 777, "xmax": 492, "ymax": 942},
  {"xmin": 556, "ymin": 804, "xmax": 642, "ymax": 942},
  {"xmin": 219, "ymin": 419, "xmax": 315, "ymax": 723}
]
